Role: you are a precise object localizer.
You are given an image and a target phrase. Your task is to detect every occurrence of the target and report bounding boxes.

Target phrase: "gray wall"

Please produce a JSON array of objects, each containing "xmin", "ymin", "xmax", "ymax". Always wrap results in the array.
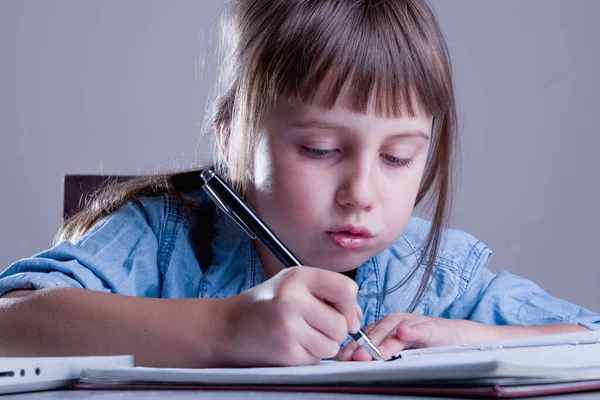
[{"xmin": 1, "ymin": 1, "xmax": 598, "ymax": 312}]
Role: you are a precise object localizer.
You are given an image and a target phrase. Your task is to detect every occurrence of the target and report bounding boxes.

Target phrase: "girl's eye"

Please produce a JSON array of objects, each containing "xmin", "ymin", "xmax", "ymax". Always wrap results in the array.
[
  {"xmin": 381, "ymin": 154, "xmax": 413, "ymax": 167},
  {"xmin": 301, "ymin": 146, "xmax": 340, "ymax": 159}
]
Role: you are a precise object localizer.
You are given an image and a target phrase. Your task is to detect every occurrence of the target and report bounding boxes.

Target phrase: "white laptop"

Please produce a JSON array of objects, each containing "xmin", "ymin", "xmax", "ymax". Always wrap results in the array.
[{"xmin": 0, "ymin": 355, "xmax": 133, "ymax": 395}]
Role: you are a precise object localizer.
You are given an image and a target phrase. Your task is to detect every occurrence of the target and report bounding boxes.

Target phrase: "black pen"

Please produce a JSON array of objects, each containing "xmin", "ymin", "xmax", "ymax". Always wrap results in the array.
[{"xmin": 200, "ymin": 168, "xmax": 383, "ymax": 361}]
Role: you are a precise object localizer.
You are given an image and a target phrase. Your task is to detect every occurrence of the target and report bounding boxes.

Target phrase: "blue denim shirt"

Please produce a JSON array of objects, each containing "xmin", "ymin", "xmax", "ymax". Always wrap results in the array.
[{"xmin": 1, "ymin": 190, "xmax": 599, "ymax": 336}]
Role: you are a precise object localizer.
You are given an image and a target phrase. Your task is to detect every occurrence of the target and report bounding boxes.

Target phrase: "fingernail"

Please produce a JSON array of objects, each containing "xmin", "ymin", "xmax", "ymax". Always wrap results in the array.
[{"xmin": 350, "ymin": 317, "xmax": 361, "ymax": 333}]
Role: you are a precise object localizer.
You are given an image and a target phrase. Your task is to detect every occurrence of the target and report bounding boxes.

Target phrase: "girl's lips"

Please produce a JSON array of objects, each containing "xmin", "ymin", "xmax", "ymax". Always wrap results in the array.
[{"xmin": 328, "ymin": 231, "xmax": 370, "ymax": 249}]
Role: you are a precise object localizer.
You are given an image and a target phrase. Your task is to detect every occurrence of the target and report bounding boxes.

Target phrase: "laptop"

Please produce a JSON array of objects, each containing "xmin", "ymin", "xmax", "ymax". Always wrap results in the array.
[{"xmin": 0, "ymin": 355, "xmax": 133, "ymax": 395}]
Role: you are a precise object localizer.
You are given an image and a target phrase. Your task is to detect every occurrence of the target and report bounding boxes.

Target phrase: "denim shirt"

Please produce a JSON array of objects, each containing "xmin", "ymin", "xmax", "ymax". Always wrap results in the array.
[{"xmin": 1, "ymin": 190, "xmax": 599, "ymax": 337}]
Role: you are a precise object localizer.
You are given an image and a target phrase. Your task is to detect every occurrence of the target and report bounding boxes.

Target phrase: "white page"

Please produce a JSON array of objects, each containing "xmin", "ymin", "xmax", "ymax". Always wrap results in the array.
[{"xmin": 80, "ymin": 343, "xmax": 600, "ymax": 386}]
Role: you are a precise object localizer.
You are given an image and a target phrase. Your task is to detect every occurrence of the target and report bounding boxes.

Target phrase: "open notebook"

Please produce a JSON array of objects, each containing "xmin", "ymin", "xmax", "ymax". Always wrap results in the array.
[{"xmin": 73, "ymin": 330, "xmax": 600, "ymax": 398}]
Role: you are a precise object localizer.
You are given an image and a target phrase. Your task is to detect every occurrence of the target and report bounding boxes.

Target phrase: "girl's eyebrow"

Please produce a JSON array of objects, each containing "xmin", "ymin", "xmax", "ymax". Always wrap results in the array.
[{"xmin": 289, "ymin": 118, "xmax": 430, "ymax": 140}]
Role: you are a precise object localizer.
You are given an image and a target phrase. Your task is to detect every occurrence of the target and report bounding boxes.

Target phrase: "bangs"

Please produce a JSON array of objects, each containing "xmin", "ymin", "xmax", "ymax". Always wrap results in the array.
[{"xmin": 252, "ymin": 1, "xmax": 453, "ymax": 119}]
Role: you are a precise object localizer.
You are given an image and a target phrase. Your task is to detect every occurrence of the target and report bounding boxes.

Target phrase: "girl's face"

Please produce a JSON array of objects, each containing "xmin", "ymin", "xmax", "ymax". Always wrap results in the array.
[{"xmin": 246, "ymin": 99, "xmax": 433, "ymax": 278}]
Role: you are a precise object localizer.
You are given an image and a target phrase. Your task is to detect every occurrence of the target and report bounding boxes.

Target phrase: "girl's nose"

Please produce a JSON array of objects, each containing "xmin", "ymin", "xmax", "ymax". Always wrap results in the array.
[{"xmin": 335, "ymin": 163, "xmax": 376, "ymax": 211}]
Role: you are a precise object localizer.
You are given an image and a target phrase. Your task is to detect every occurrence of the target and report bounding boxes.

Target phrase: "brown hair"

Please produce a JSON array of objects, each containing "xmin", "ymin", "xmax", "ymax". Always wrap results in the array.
[{"xmin": 58, "ymin": 0, "xmax": 457, "ymax": 311}]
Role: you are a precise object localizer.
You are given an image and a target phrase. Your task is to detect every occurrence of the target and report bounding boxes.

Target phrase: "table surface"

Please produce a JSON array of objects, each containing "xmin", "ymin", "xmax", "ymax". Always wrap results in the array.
[{"xmin": 5, "ymin": 389, "xmax": 600, "ymax": 400}]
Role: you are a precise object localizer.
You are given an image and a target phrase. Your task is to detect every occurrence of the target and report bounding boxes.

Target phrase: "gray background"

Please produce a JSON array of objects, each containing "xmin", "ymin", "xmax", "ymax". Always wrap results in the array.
[{"xmin": 1, "ymin": 0, "xmax": 598, "ymax": 312}]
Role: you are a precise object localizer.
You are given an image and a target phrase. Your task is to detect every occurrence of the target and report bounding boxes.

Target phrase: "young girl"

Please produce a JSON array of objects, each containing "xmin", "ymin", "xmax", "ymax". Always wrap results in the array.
[{"xmin": 0, "ymin": 0, "xmax": 598, "ymax": 368}]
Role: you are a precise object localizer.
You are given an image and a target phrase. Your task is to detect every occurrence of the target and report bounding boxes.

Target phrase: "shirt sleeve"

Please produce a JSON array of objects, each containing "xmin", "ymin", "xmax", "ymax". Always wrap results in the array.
[
  {"xmin": 444, "ymin": 246, "xmax": 600, "ymax": 330},
  {"xmin": 0, "ymin": 196, "xmax": 167, "ymax": 297}
]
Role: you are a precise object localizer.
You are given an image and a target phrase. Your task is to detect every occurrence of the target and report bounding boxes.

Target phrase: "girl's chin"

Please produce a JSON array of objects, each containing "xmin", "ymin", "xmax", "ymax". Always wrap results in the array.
[{"xmin": 304, "ymin": 253, "xmax": 374, "ymax": 273}]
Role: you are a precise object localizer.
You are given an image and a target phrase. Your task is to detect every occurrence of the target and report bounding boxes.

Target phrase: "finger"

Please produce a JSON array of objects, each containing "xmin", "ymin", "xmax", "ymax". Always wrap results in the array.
[
  {"xmin": 363, "ymin": 315, "xmax": 406, "ymax": 346},
  {"xmin": 340, "ymin": 315, "xmax": 404, "ymax": 361},
  {"xmin": 303, "ymin": 296, "xmax": 348, "ymax": 344},
  {"xmin": 297, "ymin": 343, "xmax": 321, "ymax": 366},
  {"xmin": 332, "ymin": 347, "xmax": 345, "ymax": 361},
  {"xmin": 377, "ymin": 331, "xmax": 413, "ymax": 359},
  {"xmin": 354, "ymin": 303, "xmax": 364, "ymax": 321},
  {"xmin": 337, "ymin": 317, "xmax": 389, "ymax": 361},
  {"xmin": 354, "ymin": 317, "xmax": 430, "ymax": 361},
  {"xmin": 396, "ymin": 320, "xmax": 438, "ymax": 346},
  {"xmin": 331, "ymin": 320, "xmax": 385, "ymax": 361},
  {"xmin": 299, "ymin": 319, "xmax": 342, "ymax": 360},
  {"xmin": 341, "ymin": 313, "xmax": 430, "ymax": 361},
  {"xmin": 298, "ymin": 267, "xmax": 361, "ymax": 332},
  {"xmin": 274, "ymin": 342, "xmax": 320, "ymax": 367},
  {"xmin": 336, "ymin": 322, "xmax": 379, "ymax": 361},
  {"xmin": 352, "ymin": 347, "xmax": 375, "ymax": 361}
]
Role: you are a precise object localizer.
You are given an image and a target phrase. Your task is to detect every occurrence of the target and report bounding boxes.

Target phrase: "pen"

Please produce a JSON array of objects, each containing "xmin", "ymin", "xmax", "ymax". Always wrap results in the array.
[{"xmin": 200, "ymin": 168, "xmax": 383, "ymax": 361}]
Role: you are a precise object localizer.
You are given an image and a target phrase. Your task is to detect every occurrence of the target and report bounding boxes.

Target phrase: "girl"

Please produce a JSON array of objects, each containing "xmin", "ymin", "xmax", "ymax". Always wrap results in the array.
[{"xmin": 0, "ymin": 0, "xmax": 598, "ymax": 368}]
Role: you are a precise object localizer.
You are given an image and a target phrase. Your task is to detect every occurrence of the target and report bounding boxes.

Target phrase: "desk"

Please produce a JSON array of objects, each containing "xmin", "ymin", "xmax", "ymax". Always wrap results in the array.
[{"xmin": 4, "ymin": 390, "xmax": 600, "ymax": 399}]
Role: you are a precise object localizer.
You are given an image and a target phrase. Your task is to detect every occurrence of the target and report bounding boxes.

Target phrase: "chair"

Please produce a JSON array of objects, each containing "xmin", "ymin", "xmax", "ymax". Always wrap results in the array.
[{"xmin": 63, "ymin": 175, "xmax": 134, "ymax": 220}]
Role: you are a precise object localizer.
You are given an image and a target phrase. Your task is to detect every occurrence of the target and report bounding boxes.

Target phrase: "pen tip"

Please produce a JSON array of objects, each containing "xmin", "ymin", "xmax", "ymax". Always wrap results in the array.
[{"xmin": 366, "ymin": 345, "xmax": 383, "ymax": 361}]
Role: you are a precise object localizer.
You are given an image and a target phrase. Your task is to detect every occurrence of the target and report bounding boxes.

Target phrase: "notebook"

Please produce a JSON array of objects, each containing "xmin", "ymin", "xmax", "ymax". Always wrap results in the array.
[
  {"xmin": 0, "ymin": 355, "xmax": 133, "ymax": 395},
  {"xmin": 73, "ymin": 330, "xmax": 600, "ymax": 398}
]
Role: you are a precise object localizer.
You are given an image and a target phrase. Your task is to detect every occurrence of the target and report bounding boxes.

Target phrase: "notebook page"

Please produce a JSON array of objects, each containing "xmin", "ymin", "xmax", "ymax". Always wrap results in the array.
[{"xmin": 80, "ymin": 343, "xmax": 600, "ymax": 386}]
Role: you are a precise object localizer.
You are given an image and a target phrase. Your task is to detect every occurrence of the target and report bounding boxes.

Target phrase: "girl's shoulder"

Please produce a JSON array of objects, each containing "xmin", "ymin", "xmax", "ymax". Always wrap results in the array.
[
  {"xmin": 122, "ymin": 188, "xmax": 212, "ymax": 232},
  {"xmin": 74, "ymin": 189, "xmax": 213, "ymax": 263}
]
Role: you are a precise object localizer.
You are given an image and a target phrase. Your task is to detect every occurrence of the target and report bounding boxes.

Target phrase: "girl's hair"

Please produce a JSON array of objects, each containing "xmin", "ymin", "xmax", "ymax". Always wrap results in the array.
[{"xmin": 58, "ymin": 0, "xmax": 457, "ymax": 312}]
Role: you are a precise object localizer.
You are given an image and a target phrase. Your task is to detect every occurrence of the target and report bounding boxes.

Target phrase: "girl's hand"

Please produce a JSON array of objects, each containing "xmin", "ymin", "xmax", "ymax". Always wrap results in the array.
[
  {"xmin": 334, "ymin": 313, "xmax": 487, "ymax": 361},
  {"xmin": 216, "ymin": 266, "xmax": 363, "ymax": 367}
]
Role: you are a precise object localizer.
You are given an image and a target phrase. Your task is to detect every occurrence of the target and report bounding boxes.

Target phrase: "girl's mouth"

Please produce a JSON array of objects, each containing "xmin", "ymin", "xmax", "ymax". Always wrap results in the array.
[{"xmin": 328, "ymin": 231, "xmax": 370, "ymax": 250}]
